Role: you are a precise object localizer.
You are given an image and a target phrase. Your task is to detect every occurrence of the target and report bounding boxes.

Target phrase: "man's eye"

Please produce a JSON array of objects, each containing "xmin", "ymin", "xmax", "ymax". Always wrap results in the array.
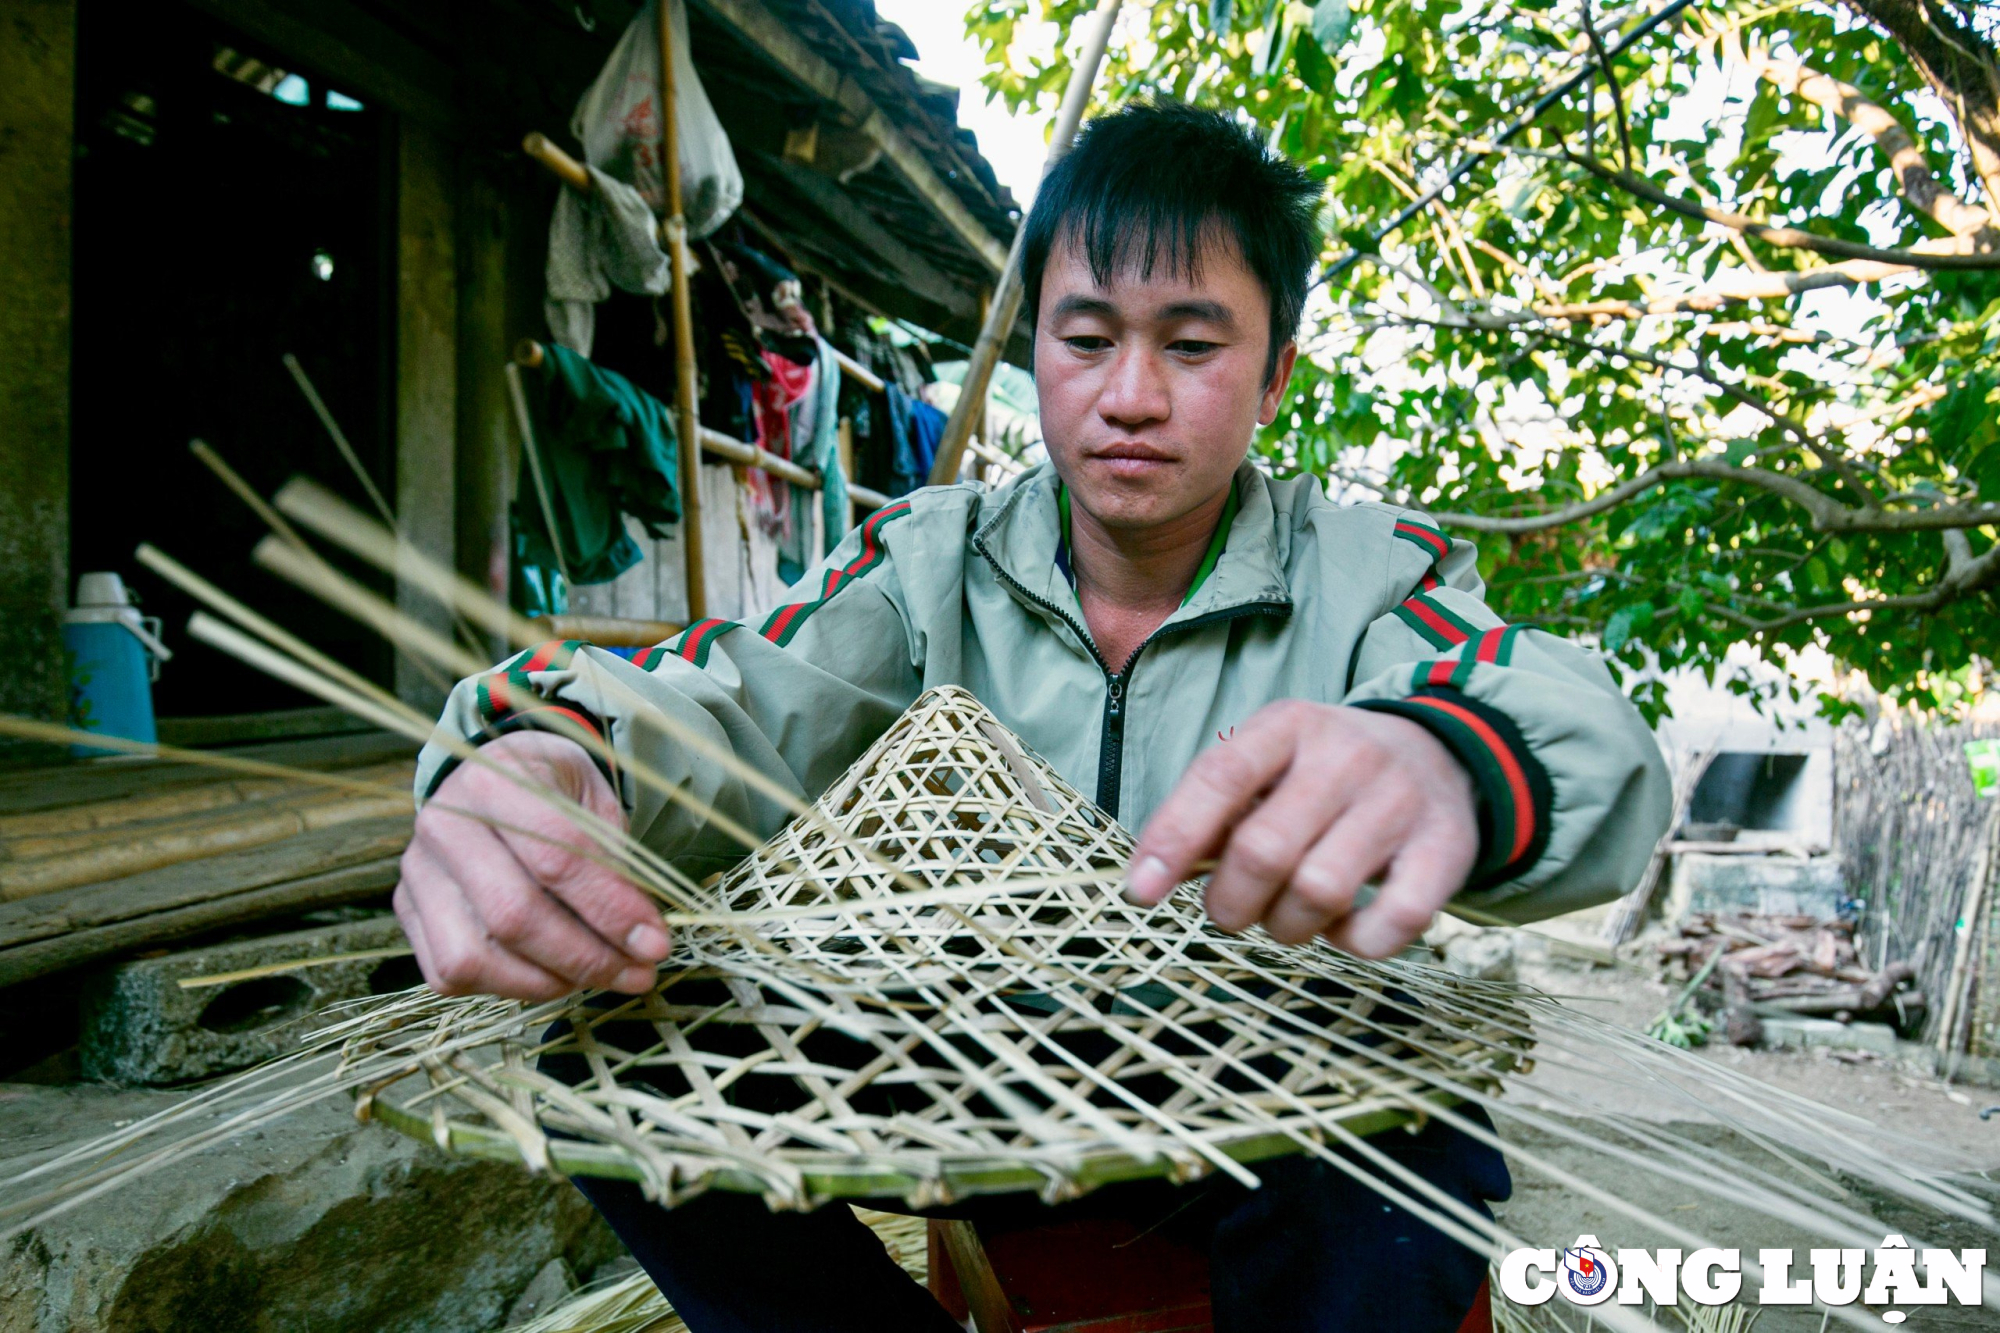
[
  {"xmin": 1064, "ymin": 336, "xmax": 1112, "ymax": 353},
  {"xmin": 1169, "ymin": 340, "xmax": 1219, "ymax": 356}
]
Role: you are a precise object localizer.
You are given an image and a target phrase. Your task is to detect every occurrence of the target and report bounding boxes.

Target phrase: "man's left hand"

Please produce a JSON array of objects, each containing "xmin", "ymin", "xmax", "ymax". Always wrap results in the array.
[{"xmin": 1125, "ymin": 701, "xmax": 1478, "ymax": 958}]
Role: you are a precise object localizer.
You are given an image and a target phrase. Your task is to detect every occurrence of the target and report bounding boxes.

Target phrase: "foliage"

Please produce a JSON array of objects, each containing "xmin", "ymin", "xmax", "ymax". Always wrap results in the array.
[{"xmin": 967, "ymin": 0, "xmax": 2000, "ymax": 718}]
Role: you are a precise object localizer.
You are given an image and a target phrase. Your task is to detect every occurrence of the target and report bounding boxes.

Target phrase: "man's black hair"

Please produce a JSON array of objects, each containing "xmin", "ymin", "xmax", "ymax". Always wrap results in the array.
[{"xmin": 1020, "ymin": 99, "xmax": 1323, "ymax": 384}]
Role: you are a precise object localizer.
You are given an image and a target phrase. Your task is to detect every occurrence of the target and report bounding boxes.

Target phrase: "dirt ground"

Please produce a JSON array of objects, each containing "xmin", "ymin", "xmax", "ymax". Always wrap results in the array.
[
  {"xmin": 1510, "ymin": 939, "xmax": 2000, "ymax": 1166},
  {"xmin": 1471, "ymin": 933, "xmax": 2000, "ymax": 1331}
]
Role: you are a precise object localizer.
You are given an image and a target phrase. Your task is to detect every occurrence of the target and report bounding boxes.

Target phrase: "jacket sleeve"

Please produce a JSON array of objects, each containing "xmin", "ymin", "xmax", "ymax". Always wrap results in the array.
[
  {"xmin": 413, "ymin": 499, "xmax": 926, "ymax": 877},
  {"xmin": 1340, "ymin": 511, "xmax": 1672, "ymax": 925}
]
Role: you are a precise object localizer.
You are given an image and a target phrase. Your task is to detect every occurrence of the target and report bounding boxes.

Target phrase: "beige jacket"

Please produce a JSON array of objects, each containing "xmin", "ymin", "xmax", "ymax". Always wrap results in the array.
[{"xmin": 417, "ymin": 462, "xmax": 1671, "ymax": 922}]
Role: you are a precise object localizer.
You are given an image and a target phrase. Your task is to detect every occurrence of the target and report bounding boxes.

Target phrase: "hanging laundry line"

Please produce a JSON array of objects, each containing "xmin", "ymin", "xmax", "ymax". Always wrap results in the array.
[
  {"xmin": 510, "ymin": 339, "xmax": 891, "ymax": 512},
  {"xmin": 522, "ymin": 132, "xmax": 888, "ymax": 397}
]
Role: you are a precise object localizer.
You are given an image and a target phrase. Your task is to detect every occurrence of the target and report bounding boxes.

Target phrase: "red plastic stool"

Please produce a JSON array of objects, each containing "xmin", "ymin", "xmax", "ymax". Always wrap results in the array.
[{"xmin": 925, "ymin": 1216, "xmax": 1492, "ymax": 1333}]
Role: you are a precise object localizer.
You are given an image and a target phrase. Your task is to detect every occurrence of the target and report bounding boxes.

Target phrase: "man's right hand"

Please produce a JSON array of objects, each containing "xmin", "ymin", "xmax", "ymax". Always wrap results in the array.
[{"xmin": 395, "ymin": 730, "xmax": 670, "ymax": 1001}]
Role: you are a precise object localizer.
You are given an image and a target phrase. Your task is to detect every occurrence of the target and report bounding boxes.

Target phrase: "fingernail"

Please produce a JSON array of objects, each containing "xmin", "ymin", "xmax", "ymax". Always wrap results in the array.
[
  {"xmin": 626, "ymin": 923, "xmax": 670, "ymax": 961},
  {"xmin": 1348, "ymin": 919, "xmax": 1396, "ymax": 959},
  {"xmin": 614, "ymin": 964, "xmax": 657, "ymax": 994},
  {"xmin": 1126, "ymin": 856, "xmax": 1173, "ymax": 904}
]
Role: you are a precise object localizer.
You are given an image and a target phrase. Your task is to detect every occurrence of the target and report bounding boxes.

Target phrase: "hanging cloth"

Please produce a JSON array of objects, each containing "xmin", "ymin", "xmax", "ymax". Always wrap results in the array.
[
  {"xmin": 745, "ymin": 349, "xmax": 815, "ymax": 546},
  {"xmin": 777, "ymin": 337, "xmax": 847, "ymax": 585},
  {"xmin": 884, "ymin": 385, "xmax": 948, "ymax": 497},
  {"xmin": 515, "ymin": 343, "xmax": 681, "ymax": 586},
  {"xmin": 544, "ymin": 165, "xmax": 669, "ymax": 358}
]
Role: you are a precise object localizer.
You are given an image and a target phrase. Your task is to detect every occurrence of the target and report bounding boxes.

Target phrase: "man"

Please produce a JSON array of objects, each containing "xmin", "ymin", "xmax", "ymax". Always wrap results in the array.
[{"xmin": 401, "ymin": 101, "xmax": 1670, "ymax": 1332}]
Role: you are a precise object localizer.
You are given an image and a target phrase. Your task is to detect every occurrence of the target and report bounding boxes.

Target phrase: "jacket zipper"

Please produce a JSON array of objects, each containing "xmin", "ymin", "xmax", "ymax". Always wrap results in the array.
[
  {"xmin": 976, "ymin": 536, "xmax": 1290, "ymax": 818},
  {"xmin": 1091, "ymin": 600, "xmax": 1291, "ymax": 817}
]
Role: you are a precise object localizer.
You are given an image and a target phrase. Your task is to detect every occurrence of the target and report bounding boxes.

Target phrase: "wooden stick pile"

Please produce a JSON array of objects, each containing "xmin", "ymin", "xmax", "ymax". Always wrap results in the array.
[{"xmin": 0, "ymin": 732, "xmax": 414, "ymax": 988}]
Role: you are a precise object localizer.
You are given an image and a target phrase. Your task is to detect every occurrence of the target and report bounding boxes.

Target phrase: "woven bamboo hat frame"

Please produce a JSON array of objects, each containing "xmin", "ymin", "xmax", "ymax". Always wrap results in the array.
[
  {"xmin": 7, "ymin": 481, "xmax": 1998, "ymax": 1332},
  {"xmin": 348, "ymin": 687, "xmax": 1533, "ymax": 1211}
]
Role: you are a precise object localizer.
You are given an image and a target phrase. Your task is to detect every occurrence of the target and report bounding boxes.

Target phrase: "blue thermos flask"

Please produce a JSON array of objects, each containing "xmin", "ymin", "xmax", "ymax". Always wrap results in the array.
[{"xmin": 63, "ymin": 572, "xmax": 173, "ymax": 757}]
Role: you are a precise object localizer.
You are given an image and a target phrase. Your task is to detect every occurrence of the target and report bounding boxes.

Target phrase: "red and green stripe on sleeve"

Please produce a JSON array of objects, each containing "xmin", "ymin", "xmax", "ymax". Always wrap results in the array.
[
  {"xmin": 626, "ymin": 501, "xmax": 914, "ymax": 673},
  {"xmin": 1353, "ymin": 686, "xmax": 1552, "ymax": 889},
  {"xmin": 758, "ymin": 500, "xmax": 911, "ymax": 648},
  {"xmin": 475, "ymin": 640, "xmax": 591, "ymax": 732},
  {"xmin": 425, "ymin": 639, "xmax": 612, "ymax": 800},
  {"xmin": 1390, "ymin": 515, "xmax": 1478, "ymax": 650},
  {"xmin": 1393, "ymin": 588, "xmax": 1481, "ymax": 650},
  {"xmin": 1392, "ymin": 516, "xmax": 1452, "ymax": 564},
  {"xmin": 1407, "ymin": 625, "xmax": 1529, "ymax": 691}
]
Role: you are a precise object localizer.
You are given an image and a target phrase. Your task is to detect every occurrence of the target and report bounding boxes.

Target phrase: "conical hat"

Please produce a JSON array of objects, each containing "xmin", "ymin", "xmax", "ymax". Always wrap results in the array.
[{"xmin": 352, "ymin": 687, "xmax": 1533, "ymax": 1210}]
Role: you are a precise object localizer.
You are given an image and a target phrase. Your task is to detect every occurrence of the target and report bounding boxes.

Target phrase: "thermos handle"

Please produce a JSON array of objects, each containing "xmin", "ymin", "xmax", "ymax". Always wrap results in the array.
[{"xmin": 128, "ymin": 616, "xmax": 173, "ymax": 679}]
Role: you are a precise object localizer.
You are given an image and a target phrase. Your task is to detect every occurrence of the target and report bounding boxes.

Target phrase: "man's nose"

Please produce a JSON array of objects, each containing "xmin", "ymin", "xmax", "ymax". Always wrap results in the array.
[{"xmin": 1097, "ymin": 345, "xmax": 1170, "ymax": 428}]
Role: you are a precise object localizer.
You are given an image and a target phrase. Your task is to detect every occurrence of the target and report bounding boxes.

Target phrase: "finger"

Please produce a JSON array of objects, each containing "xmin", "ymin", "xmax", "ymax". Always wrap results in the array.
[
  {"xmin": 493, "ymin": 813, "xmax": 670, "ymax": 966},
  {"xmin": 1128, "ymin": 702, "xmax": 1310, "ymax": 903},
  {"xmin": 428, "ymin": 820, "xmax": 659, "ymax": 993},
  {"xmin": 392, "ymin": 879, "xmax": 437, "ymax": 984},
  {"xmin": 400, "ymin": 841, "xmax": 575, "ymax": 999},
  {"xmin": 1202, "ymin": 738, "xmax": 1384, "ymax": 933},
  {"xmin": 447, "ymin": 751, "xmax": 670, "ymax": 965},
  {"xmin": 1256, "ymin": 787, "xmax": 1419, "ymax": 944},
  {"xmin": 1322, "ymin": 829, "xmax": 1471, "ymax": 960}
]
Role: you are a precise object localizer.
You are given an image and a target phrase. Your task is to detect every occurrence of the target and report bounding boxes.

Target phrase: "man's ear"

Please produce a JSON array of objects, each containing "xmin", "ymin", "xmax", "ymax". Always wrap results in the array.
[{"xmin": 1258, "ymin": 341, "xmax": 1300, "ymax": 425}]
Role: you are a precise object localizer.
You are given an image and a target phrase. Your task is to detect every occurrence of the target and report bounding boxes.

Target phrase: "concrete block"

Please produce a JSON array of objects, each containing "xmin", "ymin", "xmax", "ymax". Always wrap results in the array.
[
  {"xmin": 1758, "ymin": 1016, "xmax": 1898, "ymax": 1055},
  {"xmin": 79, "ymin": 913, "xmax": 415, "ymax": 1085},
  {"xmin": 1669, "ymin": 852, "xmax": 1845, "ymax": 920}
]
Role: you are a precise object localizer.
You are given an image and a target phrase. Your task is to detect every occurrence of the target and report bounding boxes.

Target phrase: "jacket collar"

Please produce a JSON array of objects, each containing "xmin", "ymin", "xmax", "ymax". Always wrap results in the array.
[{"xmin": 973, "ymin": 460, "xmax": 1293, "ymax": 632}]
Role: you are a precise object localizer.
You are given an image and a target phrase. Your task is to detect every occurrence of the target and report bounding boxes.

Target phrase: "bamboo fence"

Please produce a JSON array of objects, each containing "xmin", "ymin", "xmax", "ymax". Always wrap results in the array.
[{"xmin": 1835, "ymin": 709, "xmax": 2000, "ymax": 1051}]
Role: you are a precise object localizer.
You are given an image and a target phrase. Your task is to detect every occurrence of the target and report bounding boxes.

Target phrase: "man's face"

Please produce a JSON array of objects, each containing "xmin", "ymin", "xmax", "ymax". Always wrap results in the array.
[{"xmin": 1034, "ymin": 231, "xmax": 1296, "ymax": 533}]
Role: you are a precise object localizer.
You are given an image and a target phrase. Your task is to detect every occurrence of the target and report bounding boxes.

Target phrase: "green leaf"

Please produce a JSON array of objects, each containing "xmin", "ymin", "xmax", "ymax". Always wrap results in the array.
[
  {"xmin": 1209, "ymin": 0, "xmax": 1235, "ymax": 34},
  {"xmin": 1294, "ymin": 30, "xmax": 1336, "ymax": 94},
  {"xmin": 1604, "ymin": 603, "xmax": 1654, "ymax": 652},
  {"xmin": 1311, "ymin": 0, "xmax": 1352, "ymax": 50}
]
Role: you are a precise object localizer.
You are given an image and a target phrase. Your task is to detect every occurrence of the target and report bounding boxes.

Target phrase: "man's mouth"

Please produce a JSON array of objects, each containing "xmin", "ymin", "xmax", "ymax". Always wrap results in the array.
[{"xmin": 1088, "ymin": 442, "xmax": 1176, "ymax": 466}]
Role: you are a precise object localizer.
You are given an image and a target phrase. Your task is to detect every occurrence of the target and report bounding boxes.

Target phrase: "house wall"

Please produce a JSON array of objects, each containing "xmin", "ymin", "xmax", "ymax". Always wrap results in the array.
[{"xmin": 0, "ymin": 0, "xmax": 77, "ymax": 736}]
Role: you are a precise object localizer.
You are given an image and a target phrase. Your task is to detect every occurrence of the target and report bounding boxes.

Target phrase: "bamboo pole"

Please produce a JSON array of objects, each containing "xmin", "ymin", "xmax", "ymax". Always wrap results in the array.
[
  {"xmin": 837, "ymin": 416, "xmax": 857, "ymax": 525},
  {"xmin": 659, "ymin": 1, "xmax": 708, "ymax": 622},
  {"xmin": 927, "ymin": 0, "xmax": 1123, "ymax": 486}
]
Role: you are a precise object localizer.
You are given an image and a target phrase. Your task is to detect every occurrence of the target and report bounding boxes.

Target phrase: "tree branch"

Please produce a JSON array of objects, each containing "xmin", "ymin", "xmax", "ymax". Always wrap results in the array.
[
  {"xmin": 1565, "ymin": 151, "xmax": 2000, "ymax": 268},
  {"xmin": 1582, "ymin": 0, "xmax": 1636, "ymax": 171},
  {"xmin": 1427, "ymin": 456, "xmax": 2000, "ymax": 535},
  {"xmin": 1470, "ymin": 259, "xmax": 1915, "ymax": 322},
  {"xmin": 1838, "ymin": 0, "xmax": 2000, "ymax": 216},
  {"xmin": 1733, "ymin": 35, "xmax": 1998, "ymax": 239},
  {"xmin": 1705, "ymin": 534, "xmax": 2000, "ymax": 632}
]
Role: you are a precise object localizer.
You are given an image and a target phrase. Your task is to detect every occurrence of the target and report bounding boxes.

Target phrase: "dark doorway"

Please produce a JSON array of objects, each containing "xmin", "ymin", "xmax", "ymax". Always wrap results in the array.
[
  {"xmin": 71, "ymin": 0, "xmax": 394, "ymax": 722},
  {"xmin": 1687, "ymin": 752, "xmax": 1812, "ymax": 835}
]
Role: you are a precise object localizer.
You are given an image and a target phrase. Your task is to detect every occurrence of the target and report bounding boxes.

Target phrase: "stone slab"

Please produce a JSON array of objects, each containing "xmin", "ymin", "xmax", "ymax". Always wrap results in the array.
[
  {"xmin": 1669, "ymin": 852, "xmax": 1846, "ymax": 920},
  {"xmin": 0, "ymin": 1077, "xmax": 620, "ymax": 1333},
  {"xmin": 1757, "ymin": 1016, "xmax": 1899, "ymax": 1055},
  {"xmin": 78, "ymin": 914, "xmax": 414, "ymax": 1085}
]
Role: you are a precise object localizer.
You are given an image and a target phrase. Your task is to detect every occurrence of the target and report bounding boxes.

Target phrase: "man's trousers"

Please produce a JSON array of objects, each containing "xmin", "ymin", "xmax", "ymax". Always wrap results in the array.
[{"xmin": 568, "ymin": 1109, "xmax": 1508, "ymax": 1333}]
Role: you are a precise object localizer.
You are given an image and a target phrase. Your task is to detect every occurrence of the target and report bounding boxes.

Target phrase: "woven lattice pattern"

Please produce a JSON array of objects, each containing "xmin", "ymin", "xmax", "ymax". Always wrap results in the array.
[{"xmin": 350, "ymin": 687, "xmax": 1532, "ymax": 1209}]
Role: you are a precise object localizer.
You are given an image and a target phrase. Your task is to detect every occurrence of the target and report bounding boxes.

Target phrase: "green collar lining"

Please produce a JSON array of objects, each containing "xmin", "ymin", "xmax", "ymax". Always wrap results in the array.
[{"xmin": 1055, "ymin": 480, "xmax": 1240, "ymax": 608}]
